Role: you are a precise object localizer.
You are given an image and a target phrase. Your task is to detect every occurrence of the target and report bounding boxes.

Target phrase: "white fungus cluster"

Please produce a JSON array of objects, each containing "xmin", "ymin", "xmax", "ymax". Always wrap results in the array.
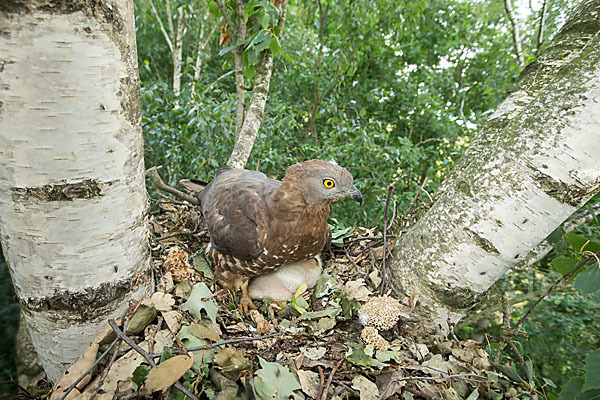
[
  {"xmin": 358, "ymin": 296, "xmax": 405, "ymax": 350},
  {"xmin": 360, "ymin": 326, "xmax": 389, "ymax": 350},
  {"xmin": 358, "ymin": 295, "xmax": 403, "ymax": 330}
]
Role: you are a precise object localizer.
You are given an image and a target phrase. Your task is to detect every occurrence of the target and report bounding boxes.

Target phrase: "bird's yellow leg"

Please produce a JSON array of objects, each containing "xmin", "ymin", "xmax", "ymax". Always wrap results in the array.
[{"xmin": 240, "ymin": 279, "xmax": 258, "ymax": 315}]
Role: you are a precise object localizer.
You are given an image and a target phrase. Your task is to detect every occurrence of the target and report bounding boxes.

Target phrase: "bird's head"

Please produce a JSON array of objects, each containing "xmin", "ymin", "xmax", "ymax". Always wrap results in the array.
[{"xmin": 284, "ymin": 159, "xmax": 363, "ymax": 206}]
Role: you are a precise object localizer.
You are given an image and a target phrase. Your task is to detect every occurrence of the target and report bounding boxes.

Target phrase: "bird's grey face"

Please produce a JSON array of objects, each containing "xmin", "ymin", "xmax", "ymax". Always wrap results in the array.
[{"xmin": 298, "ymin": 160, "xmax": 363, "ymax": 205}]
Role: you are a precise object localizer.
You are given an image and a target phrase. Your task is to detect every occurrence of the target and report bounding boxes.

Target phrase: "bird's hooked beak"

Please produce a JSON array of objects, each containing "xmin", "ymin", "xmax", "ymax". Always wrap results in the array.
[{"xmin": 348, "ymin": 185, "xmax": 363, "ymax": 205}]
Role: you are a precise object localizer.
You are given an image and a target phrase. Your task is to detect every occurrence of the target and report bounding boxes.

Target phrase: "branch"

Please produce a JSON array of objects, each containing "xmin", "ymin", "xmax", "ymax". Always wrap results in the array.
[
  {"xmin": 150, "ymin": 332, "xmax": 282, "ymax": 358},
  {"xmin": 380, "ymin": 183, "xmax": 395, "ymax": 295},
  {"xmin": 57, "ymin": 339, "xmax": 119, "ymax": 400},
  {"xmin": 201, "ymin": 70, "xmax": 235, "ymax": 96},
  {"xmin": 511, "ymin": 250, "xmax": 600, "ymax": 330},
  {"xmin": 535, "ymin": 0, "xmax": 548, "ymax": 52},
  {"xmin": 147, "ymin": 0, "xmax": 174, "ymax": 53},
  {"xmin": 503, "ymin": 0, "xmax": 526, "ymax": 68},
  {"xmin": 108, "ymin": 320, "xmax": 199, "ymax": 400},
  {"xmin": 145, "ymin": 166, "xmax": 199, "ymax": 205}
]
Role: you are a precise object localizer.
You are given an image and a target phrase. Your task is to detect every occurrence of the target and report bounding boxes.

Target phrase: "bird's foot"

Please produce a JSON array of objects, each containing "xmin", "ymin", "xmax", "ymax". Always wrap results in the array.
[{"xmin": 240, "ymin": 280, "xmax": 258, "ymax": 315}]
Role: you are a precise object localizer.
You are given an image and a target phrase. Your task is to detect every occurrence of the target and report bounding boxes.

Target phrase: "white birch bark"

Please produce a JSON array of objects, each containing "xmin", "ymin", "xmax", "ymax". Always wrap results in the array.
[
  {"xmin": 389, "ymin": 0, "xmax": 600, "ymax": 331},
  {"xmin": 226, "ymin": 0, "xmax": 288, "ymax": 169},
  {"xmin": 0, "ymin": 0, "xmax": 151, "ymax": 380},
  {"xmin": 173, "ymin": 6, "xmax": 185, "ymax": 96}
]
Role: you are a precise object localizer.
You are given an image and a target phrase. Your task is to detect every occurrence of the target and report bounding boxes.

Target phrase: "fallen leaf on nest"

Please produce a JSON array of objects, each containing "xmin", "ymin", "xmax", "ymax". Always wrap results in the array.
[
  {"xmin": 300, "ymin": 346, "xmax": 327, "ymax": 361},
  {"xmin": 50, "ymin": 323, "xmax": 113, "ymax": 399},
  {"xmin": 214, "ymin": 347, "xmax": 250, "ymax": 372},
  {"xmin": 126, "ymin": 304, "xmax": 157, "ymax": 335},
  {"xmin": 344, "ymin": 279, "xmax": 372, "ymax": 301},
  {"xmin": 162, "ymin": 310, "xmax": 181, "ymax": 333},
  {"xmin": 376, "ymin": 370, "xmax": 406, "ymax": 400},
  {"xmin": 296, "ymin": 369, "xmax": 320, "ymax": 399},
  {"xmin": 145, "ymin": 355, "xmax": 193, "ymax": 393},
  {"xmin": 175, "ymin": 280, "xmax": 192, "ymax": 299},
  {"xmin": 254, "ymin": 357, "xmax": 301, "ymax": 400},
  {"xmin": 193, "ymin": 253, "xmax": 214, "ymax": 280},
  {"xmin": 352, "ymin": 375, "xmax": 379, "ymax": 400},
  {"xmin": 190, "ymin": 321, "xmax": 221, "ymax": 342},
  {"xmin": 368, "ymin": 270, "xmax": 382, "ymax": 288},
  {"xmin": 181, "ymin": 282, "xmax": 218, "ymax": 323},
  {"xmin": 143, "ymin": 292, "xmax": 175, "ymax": 312}
]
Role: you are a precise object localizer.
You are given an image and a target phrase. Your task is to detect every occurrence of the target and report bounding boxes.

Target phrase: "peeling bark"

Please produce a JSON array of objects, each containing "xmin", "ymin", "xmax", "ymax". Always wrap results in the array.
[
  {"xmin": 0, "ymin": 0, "xmax": 151, "ymax": 380},
  {"xmin": 389, "ymin": 0, "xmax": 600, "ymax": 331}
]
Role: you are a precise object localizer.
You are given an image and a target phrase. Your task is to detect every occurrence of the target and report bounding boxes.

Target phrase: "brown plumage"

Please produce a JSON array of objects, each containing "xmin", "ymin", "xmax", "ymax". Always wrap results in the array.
[{"xmin": 182, "ymin": 159, "xmax": 362, "ymax": 310}]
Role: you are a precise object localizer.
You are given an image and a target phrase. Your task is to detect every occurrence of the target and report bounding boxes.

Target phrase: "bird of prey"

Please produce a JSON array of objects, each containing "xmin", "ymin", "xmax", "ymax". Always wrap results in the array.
[{"xmin": 181, "ymin": 159, "xmax": 362, "ymax": 312}]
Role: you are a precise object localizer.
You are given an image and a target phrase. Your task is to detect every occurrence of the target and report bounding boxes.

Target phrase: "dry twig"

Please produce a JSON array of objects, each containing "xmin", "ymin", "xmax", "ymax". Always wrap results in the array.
[
  {"xmin": 145, "ymin": 166, "xmax": 198, "ymax": 205},
  {"xmin": 108, "ymin": 320, "xmax": 199, "ymax": 400}
]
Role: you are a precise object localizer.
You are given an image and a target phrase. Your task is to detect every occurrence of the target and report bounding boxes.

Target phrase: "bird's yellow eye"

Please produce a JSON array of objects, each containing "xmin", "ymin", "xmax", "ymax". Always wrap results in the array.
[{"xmin": 323, "ymin": 179, "xmax": 335, "ymax": 189}]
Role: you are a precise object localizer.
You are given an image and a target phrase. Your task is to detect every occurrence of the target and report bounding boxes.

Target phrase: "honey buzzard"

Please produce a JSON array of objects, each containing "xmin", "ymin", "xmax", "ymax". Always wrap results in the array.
[{"xmin": 182, "ymin": 159, "xmax": 362, "ymax": 311}]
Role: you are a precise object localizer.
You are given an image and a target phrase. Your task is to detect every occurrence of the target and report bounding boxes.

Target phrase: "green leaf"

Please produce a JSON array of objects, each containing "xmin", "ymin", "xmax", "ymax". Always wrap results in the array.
[
  {"xmin": 260, "ymin": 11, "xmax": 271, "ymax": 29},
  {"xmin": 247, "ymin": 30, "xmax": 268, "ymax": 50},
  {"xmin": 254, "ymin": 357, "xmax": 301, "ymax": 399},
  {"xmin": 560, "ymin": 377, "xmax": 600, "ymax": 400},
  {"xmin": 543, "ymin": 378, "xmax": 558, "ymax": 389},
  {"xmin": 218, "ymin": 43, "xmax": 236, "ymax": 56},
  {"xmin": 584, "ymin": 349, "xmax": 600, "ymax": 391},
  {"xmin": 346, "ymin": 344, "xmax": 387, "ymax": 369},
  {"xmin": 243, "ymin": 0, "xmax": 258, "ymax": 22},
  {"xmin": 314, "ymin": 272, "xmax": 339, "ymax": 298},
  {"xmin": 375, "ymin": 350, "xmax": 404, "ymax": 363},
  {"xmin": 208, "ymin": 0, "xmax": 220, "ymax": 17},
  {"xmin": 565, "ymin": 233, "xmax": 600, "ymax": 254},
  {"xmin": 178, "ymin": 324, "xmax": 217, "ymax": 371},
  {"xmin": 522, "ymin": 358, "xmax": 534, "ymax": 382},
  {"xmin": 297, "ymin": 304, "xmax": 341, "ymax": 321},
  {"xmin": 192, "ymin": 252, "xmax": 213, "ymax": 280},
  {"xmin": 550, "ymin": 256, "xmax": 579, "ymax": 276},
  {"xmin": 160, "ymin": 346, "xmax": 173, "ymax": 363},
  {"xmin": 269, "ymin": 36, "xmax": 283, "ymax": 57},
  {"xmin": 574, "ymin": 263, "xmax": 600, "ymax": 295},
  {"xmin": 492, "ymin": 362, "xmax": 523, "ymax": 383},
  {"xmin": 130, "ymin": 365, "xmax": 149, "ymax": 391},
  {"xmin": 180, "ymin": 282, "xmax": 218, "ymax": 323}
]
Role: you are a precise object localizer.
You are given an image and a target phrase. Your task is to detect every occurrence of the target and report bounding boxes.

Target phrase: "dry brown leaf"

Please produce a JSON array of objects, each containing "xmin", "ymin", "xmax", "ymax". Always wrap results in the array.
[
  {"xmin": 368, "ymin": 270, "xmax": 382, "ymax": 288},
  {"xmin": 352, "ymin": 375, "xmax": 379, "ymax": 400},
  {"xmin": 50, "ymin": 323, "xmax": 113, "ymax": 399},
  {"xmin": 297, "ymin": 370, "xmax": 320, "ymax": 398},
  {"xmin": 219, "ymin": 24, "xmax": 230, "ymax": 46},
  {"xmin": 79, "ymin": 343, "xmax": 149, "ymax": 400},
  {"xmin": 162, "ymin": 310, "xmax": 182, "ymax": 333},
  {"xmin": 189, "ymin": 321, "xmax": 221, "ymax": 342},
  {"xmin": 344, "ymin": 279, "xmax": 372, "ymax": 301},
  {"xmin": 145, "ymin": 355, "xmax": 193, "ymax": 393},
  {"xmin": 143, "ymin": 292, "xmax": 175, "ymax": 312}
]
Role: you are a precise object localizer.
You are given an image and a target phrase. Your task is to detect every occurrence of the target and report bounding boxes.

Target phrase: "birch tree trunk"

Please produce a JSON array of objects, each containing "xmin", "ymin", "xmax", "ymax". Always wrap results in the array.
[
  {"xmin": 389, "ymin": 0, "xmax": 600, "ymax": 331},
  {"xmin": 225, "ymin": 0, "xmax": 288, "ymax": 169},
  {"xmin": 0, "ymin": 0, "xmax": 151, "ymax": 381}
]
